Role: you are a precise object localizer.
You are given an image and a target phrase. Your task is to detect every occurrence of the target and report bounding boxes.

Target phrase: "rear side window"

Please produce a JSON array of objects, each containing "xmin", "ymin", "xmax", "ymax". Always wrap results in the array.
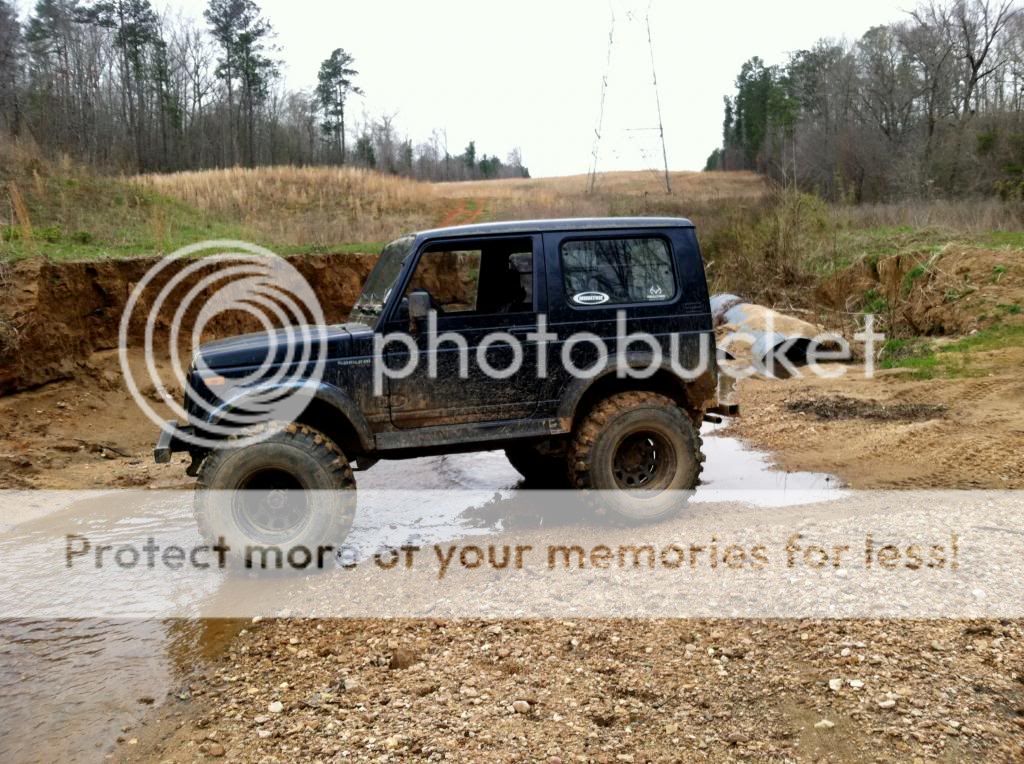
[{"xmin": 561, "ymin": 237, "xmax": 675, "ymax": 307}]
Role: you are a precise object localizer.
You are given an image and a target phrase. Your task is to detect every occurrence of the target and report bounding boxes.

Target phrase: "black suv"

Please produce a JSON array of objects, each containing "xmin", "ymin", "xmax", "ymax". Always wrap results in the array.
[{"xmin": 156, "ymin": 217, "xmax": 722, "ymax": 548}]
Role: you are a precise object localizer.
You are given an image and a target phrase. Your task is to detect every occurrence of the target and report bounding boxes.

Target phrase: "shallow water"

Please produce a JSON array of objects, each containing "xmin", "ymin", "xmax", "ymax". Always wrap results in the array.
[{"xmin": 0, "ymin": 426, "xmax": 839, "ymax": 763}]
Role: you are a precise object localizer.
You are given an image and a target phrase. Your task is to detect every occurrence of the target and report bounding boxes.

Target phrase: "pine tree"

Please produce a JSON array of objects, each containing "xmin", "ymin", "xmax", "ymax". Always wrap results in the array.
[{"xmin": 315, "ymin": 48, "xmax": 361, "ymax": 164}]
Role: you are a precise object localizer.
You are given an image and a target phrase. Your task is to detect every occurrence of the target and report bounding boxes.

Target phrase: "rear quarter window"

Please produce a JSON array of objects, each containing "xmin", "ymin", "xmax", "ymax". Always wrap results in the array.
[{"xmin": 561, "ymin": 236, "xmax": 676, "ymax": 307}]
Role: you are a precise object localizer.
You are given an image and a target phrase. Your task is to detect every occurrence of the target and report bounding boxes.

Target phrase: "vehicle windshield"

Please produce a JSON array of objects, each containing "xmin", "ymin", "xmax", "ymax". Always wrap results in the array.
[{"xmin": 348, "ymin": 235, "xmax": 415, "ymax": 326}]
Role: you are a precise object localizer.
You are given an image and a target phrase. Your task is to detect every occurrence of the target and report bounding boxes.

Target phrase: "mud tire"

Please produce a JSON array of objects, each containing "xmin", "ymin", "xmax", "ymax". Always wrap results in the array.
[
  {"xmin": 194, "ymin": 422, "xmax": 356, "ymax": 566},
  {"xmin": 568, "ymin": 391, "xmax": 703, "ymax": 522}
]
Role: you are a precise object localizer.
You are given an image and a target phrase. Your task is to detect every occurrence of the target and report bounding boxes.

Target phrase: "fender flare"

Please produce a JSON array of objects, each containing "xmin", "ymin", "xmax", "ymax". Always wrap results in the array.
[{"xmin": 205, "ymin": 380, "xmax": 375, "ymax": 452}]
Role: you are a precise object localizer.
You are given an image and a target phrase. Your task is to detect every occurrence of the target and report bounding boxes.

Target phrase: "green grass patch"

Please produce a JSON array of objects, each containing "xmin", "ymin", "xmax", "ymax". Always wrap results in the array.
[
  {"xmin": 862, "ymin": 288, "xmax": 888, "ymax": 314},
  {"xmin": 982, "ymin": 230, "xmax": 1024, "ymax": 248},
  {"xmin": 1, "ymin": 157, "xmax": 387, "ymax": 262},
  {"xmin": 902, "ymin": 263, "xmax": 928, "ymax": 295},
  {"xmin": 880, "ymin": 324, "xmax": 1024, "ymax": 379},
  {"xmin": 274, "ymin": 242, "xmax": 384, "ymax": 256},
  {"xmin": 0, "ymin": 171, "xmax": 250, "ymax": 260},
  {"xmin": 880, "ymin": 337, "xmax": 938, "ymax": 379},
  {"xmin": 940, "ymin": 323, "xmax": 1024, "ymax": 354},
  {"xmin": 830, "ymin": 226, "xmax": 950, "ymax": 273}
]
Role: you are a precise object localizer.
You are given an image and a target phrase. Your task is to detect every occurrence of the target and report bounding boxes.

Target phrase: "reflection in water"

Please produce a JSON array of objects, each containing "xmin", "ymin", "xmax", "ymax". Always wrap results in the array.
[{"xmin": 0, "ymin": 427, "xmax": 838, "ymax": 762}]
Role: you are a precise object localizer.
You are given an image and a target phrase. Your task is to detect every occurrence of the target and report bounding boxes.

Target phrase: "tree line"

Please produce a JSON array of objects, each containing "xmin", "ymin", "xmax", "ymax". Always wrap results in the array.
[
  {"xmin": 705, "ymin": 0, "xmax": 1024, "ymax": 201},
  {"xmin": 0, "ymin": 0, "xmax": 529, "ymax": 180}
]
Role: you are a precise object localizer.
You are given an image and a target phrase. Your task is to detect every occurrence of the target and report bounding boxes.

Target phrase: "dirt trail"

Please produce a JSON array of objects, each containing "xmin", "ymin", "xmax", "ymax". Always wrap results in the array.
[{"xmin": 436, "ymin": 197, "xmax": 486, "ymax": 228}]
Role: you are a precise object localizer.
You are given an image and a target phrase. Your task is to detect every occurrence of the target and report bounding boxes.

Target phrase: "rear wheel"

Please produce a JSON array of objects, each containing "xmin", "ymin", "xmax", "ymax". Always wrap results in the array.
[
  {"xmin": 568, "ymin": 391, "xmax": 703, "ymax": 522},
  {"xmin": 194, "ymin": 423, "xmax": 356, "ymax": 566}
]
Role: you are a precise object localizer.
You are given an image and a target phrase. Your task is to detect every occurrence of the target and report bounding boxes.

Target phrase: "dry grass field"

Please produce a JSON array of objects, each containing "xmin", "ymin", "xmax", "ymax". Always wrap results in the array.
[
  {"xmin": 135, "ymin": 166, "xmax": 766, "ymax": 247},
  {"xmin": 3, "ymin": 139, "xmax": 1022, "ymax": 311}
]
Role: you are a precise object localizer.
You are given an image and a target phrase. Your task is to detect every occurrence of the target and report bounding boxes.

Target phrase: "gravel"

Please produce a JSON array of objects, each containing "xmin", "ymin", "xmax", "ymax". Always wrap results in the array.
[{"xmin": 116, "ymin": 618, "xmax": 1024, "ymax": 762}]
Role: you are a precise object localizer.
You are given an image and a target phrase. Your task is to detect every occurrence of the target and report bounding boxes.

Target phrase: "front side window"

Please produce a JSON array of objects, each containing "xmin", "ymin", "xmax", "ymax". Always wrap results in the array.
[
  {"xmin": 403, "ymin": 238, "xmax": 533, "ymax": 316},
  {"xmin": 561, "ymin": 237, "xmax": 675, "ymax": 307}
]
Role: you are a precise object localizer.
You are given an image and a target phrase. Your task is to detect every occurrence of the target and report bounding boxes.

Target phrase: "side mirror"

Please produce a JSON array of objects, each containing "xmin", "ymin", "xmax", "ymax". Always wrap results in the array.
[{"xmin": 408, "ymin": 290, "xmax": 431, "ymax": 332}]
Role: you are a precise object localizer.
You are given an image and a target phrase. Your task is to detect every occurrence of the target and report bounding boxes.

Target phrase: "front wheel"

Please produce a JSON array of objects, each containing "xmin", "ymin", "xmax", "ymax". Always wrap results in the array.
[
  {"xmin": 568, "ymin": 391, "xmax": 703, "ymax": 522},
  {"xmin": 194, "ymin": 423, "xmax": 356, "ymax": 566}
]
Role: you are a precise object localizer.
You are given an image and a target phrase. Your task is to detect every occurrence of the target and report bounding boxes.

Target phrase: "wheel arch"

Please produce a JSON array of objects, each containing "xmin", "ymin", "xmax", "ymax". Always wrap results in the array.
[
  {"xmin": 557, "ymin": 353, "xmax": 716, "ymax": 428},
  {"xmin": 204, "ymin": 381, "xmax": 375, "ymax": 457}
]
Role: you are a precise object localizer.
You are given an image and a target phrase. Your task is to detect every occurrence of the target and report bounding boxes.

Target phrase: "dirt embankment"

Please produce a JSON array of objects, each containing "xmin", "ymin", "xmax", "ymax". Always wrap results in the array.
[
  {"xmin": 0, "ymin": 254, "xmax": 382, "ymax": 395},
  {"xmin": 0, "ymin": 252, "xmax": 472, "ymax": 488},
  {"xmin": 817, "ymin": 245, "xmax": 1024, "ymax": 336}
]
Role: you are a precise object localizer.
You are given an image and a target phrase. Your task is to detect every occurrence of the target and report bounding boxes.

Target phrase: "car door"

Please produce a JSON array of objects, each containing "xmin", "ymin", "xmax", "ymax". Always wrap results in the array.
[
  {"xmin": 382, "ymin": 234, "xmax": 545, "ymax": 429},
  {"xmin": 539, "ymin": 229, "xmax": 693, "ymax": 401}
]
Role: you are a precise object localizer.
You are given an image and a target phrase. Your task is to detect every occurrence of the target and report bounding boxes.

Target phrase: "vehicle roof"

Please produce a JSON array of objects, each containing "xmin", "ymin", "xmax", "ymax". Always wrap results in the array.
[{"xmin": 415, "ymin": 216, "xmax": 694, "ymax": 240}]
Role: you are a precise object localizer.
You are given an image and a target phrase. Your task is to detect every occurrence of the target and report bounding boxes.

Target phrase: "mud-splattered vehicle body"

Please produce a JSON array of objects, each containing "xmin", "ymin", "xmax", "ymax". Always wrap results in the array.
[{"xmin": 156, "ymin": 218, "xmax": 722, "ymax": 545}]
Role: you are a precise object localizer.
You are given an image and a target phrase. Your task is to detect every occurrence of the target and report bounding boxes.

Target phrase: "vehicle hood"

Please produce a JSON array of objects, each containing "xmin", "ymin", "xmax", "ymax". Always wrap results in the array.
[{"xmin": 195, "ymin": 323, "xmax": 371, "ymax": 371}]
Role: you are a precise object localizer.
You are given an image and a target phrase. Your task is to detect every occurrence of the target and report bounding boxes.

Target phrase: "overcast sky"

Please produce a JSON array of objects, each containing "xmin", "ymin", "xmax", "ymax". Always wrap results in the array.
[{"xmin": 158, "ymin": 0, "xmax": 913, "ymax": 177}]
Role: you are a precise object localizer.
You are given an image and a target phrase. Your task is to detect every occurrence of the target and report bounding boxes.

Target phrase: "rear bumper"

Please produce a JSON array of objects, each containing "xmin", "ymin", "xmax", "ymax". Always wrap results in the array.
[{"xmin": 153, "ymin": 421, "xmax": 195, "ymax": 463}]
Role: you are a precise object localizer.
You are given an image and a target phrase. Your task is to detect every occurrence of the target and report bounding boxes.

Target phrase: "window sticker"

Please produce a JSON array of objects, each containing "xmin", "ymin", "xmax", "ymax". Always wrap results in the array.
[
  {"xmin": 572, "ymin": 291, "xmax": 610, "ymax": 305},
  {"xmin": 646, "ymin": 284, "xmax": 668, "ymax": 300}
]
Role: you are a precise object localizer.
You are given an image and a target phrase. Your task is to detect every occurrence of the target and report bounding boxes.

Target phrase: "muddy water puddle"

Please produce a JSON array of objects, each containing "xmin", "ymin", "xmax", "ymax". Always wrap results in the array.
[{"xmin": 0, "ymin": 427, "xmax": 839, "ymax": 762}]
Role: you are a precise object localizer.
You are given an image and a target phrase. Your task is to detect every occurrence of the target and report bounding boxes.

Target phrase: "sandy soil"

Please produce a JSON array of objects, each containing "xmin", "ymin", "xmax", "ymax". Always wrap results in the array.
[
  {"xmin": 0, "ymin": 350, "xmax": 192, "ymax": 490},
  {"xmin": 728, "ymin": 353, "xmax": 1024, "ymax": 490}
]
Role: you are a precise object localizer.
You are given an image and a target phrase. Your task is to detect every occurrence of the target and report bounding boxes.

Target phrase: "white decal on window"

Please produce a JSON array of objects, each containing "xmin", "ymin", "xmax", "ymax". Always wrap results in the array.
[{"xmin": 572, "ymin": 291, "xmax": 610, "ymax": 305}]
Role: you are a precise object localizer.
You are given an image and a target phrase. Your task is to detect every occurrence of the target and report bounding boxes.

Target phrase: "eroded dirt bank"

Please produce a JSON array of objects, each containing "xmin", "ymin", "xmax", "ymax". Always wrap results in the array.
[{"xmin": 0, "ymin": 253, "xmax": 380, "ymax": 395}]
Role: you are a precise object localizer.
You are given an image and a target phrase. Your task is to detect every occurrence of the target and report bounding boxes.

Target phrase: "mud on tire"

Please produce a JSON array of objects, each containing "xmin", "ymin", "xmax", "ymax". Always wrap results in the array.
[
  {"xmin": 194, "ymin": 422, "xmax": 356, "ymax": 567},
  {"xmin": 568, "ymin": 391, "xmax": 704, "ymax": 522}
]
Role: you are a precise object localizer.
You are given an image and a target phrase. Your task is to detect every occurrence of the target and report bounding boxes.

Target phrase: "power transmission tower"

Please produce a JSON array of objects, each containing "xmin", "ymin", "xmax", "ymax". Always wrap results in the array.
[
  {"xmin": 588, "ymin": 1, "xmax": 671, "ymax": 195},
  {"xmin": 588, "ymin": 7, "xmax": 615, "ymax": 194},
  {"xmin": 646, "ymin": 8, "xmax": 671, "ymax": 194}
]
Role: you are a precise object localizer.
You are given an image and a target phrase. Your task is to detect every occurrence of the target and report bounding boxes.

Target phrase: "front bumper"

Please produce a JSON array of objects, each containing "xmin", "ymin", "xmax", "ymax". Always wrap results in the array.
[{"xmin": 153, "ymin": 421, "xmax": 196, "ymax": 464}]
